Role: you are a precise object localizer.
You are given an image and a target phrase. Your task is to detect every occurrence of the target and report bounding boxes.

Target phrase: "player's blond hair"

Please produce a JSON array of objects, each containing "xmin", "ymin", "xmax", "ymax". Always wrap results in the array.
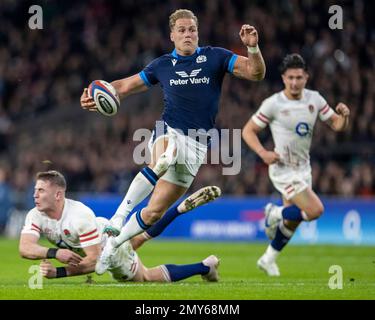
[
  {"xmin": 36, "ymin": 170, "xmax": 67, "ymax": 190},
  {"xmin": 169, "ymin": 9, "xmax": 198, "ymax": 30}
]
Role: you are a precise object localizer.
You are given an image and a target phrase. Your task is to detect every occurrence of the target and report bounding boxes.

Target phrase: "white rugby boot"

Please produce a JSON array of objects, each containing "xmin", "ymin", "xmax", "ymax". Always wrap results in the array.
[
  {"xmin": 201, "ymin": 255, "xmax": 220, "ymax": 282},
  {"xmin": 95, "ymin": 237, "xmax": 117, "ymax": 275},
  {"xmin": 257, "ymin": 255, "xmax": 281, "ymax": 277},
  {"xmin": 264, "ymin": 203, "xmax": 282, "ymax": 240}
]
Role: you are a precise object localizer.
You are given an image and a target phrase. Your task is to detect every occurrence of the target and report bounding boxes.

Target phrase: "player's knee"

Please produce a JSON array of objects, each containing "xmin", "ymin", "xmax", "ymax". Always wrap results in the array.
[
  {"xmin": 152, "ymin": 142, "xmax": 177, "ymax": 176},
  {"xmin": 313, "ymin": 202, "xmax": 324, "ymax": 218},
  {"xmin": 305, "ymin": 203, "xmax": 324, "ymax": 220},
  {"xmin": 153, "ymin": 154, "xmax": 170, "ymax": 176}
]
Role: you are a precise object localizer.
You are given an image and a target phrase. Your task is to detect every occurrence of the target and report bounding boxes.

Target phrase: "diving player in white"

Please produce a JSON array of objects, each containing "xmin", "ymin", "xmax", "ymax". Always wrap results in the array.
[
  {"xmin": 242, "ymin": 54, "xmax": 350, "ymax": 276},
  {"xmin": 19, "ymin": 171, "xmax": 99, "ymax": 277},
  {"xmin": 80, "ymin": 9, "xmax": 266, "ymax": 274},
  {"xmin": 20, "ymin": 170, "xmax": 221, "ymax": 282}
]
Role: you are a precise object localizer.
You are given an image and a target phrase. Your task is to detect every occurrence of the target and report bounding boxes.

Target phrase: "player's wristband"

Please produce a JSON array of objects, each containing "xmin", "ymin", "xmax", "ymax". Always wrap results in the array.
[
  {"xmin": 46, "ymin": 248, "xmax": 58, "ymax": 259},
  {"xmin": 247, "ymin": 45, "xmax": 259, "ymax": 54},
  {"xmin": 56, "ymin": 267, "xmax": 67, "ymax": 278}
]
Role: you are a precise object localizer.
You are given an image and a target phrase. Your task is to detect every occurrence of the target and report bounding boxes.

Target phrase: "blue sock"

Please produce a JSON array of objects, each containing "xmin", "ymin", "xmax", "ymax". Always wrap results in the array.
[
  {"xmin": 281, "ymin": 205, "xmax": 303, "ymax": 221},
  {"xmin": 271, "ymin": 222, "xmax": 292, "ymax": 251},
  {"xmin": 146, "ymin": 205, "xmax": 180, "ymax": 238},
  {"xmin": 164, "ymin": 263, "xmax": 209, "ymax": 282}
]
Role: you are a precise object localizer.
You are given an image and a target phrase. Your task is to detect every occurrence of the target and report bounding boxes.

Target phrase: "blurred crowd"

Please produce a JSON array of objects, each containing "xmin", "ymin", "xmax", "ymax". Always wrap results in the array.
[{"xmin": 0, "ymin": 0, "xmax": 374, "ymax": 225}]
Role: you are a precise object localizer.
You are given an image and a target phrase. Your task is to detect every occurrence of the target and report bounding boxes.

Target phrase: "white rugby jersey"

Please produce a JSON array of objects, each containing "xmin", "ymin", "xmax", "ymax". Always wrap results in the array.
[
  {"xmin": 21, "ymin": 199, "xmax": 104, "ymax": 256},
  {"xmin": 252, "ymin": 89, "xmax": 334, "ymax": 166}
]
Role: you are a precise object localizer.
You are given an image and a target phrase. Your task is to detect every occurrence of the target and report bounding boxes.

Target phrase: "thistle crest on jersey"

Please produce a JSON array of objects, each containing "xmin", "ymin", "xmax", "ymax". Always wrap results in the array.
[{"xmin": 196, "ymin": 55, "xmax": 207, "ymax": 63}]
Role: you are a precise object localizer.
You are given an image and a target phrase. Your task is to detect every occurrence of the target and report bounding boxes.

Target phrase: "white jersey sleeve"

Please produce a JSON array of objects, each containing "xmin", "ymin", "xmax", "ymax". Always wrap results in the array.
[
  {"xmin": 21, "ymin": 209, "xmax": 42, "ymax": 238},
  {"xmin": 72, "ymin": 205, "xmax": 101, "ymax": 248},
  {"xmin": 317, "ymin": 93, "xmax": 335, "ymax": 122},
  {"xmin": 251, "ymin": 96, "xmax": 275, "ymax": 128}
]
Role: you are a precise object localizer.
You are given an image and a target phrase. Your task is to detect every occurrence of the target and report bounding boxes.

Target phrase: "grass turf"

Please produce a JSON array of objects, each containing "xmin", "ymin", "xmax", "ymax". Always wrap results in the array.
[{"xmin": 0, "ymin": 238, "xmax": 374, "ymax": 300}]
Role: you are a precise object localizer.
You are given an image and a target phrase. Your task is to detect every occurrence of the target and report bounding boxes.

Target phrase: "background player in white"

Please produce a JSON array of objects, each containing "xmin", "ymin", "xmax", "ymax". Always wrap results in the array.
[
  {"xmin": 20, "ymin": 170, "xmax": 221, "ymax": 282},
  {"xmin": 242, "ymin": 54, "xmax": 350, "ymax": 276},
  {"xmin": 80, "ymin": 9, "xmax": 266, "ymax": 273}
]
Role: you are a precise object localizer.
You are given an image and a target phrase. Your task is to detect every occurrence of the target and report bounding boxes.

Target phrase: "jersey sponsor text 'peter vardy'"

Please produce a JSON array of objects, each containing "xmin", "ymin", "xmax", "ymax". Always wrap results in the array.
[{"xmin": 139, "ymin": 46, "xmax": 238, "ymax": 135}]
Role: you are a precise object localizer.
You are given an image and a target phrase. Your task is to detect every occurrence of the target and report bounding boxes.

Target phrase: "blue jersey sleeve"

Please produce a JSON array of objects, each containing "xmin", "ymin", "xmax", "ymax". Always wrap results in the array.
[
  {"xmin": 212, "ymin": 47, "xmax": 238, "ymax": 74},
  {"xmin": 139, "ymin": 58, "xmax": 160, "ymax": 87}
]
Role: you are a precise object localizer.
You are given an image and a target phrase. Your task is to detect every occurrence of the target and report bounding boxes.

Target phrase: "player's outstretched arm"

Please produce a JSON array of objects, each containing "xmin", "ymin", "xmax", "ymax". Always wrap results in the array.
[
  {"xmin": 80, "ymin": 74, "xmax": 148, "ymax": 111},
  {"xmin": 233, "ymin": 25, "xmax": 266, "ymax": 81},
  {"xmin": 111, "ymin": 74, "xmax": 149, "ymax": 99},
  {"xmin": 326, "ymin": 103, "xmax": 350, "ymax": 132},
  {"xmin": 19, "ymin": 233, "xmax": 82, "ymax": 266},
  {"xmin": 242, "ymin": 119, "xmax": 280, "ymax": 165}
]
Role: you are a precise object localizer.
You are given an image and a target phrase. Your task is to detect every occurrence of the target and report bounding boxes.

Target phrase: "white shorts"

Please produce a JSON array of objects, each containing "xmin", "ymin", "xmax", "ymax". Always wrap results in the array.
[
  {"xmin": 269, "ymin": 163, "xmax": 312, "ymax": 200},
  {"xmin": 107, "ymin": 241, "xmax": 139, "ymax": 282},
  {"xmin": 148, "ymin": 122, "xmax": 208, "ymax": 188}
]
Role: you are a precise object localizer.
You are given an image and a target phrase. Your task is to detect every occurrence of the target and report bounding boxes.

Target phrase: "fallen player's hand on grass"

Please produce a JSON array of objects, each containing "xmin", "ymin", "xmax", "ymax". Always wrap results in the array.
[{"xmin": 40, "ymin": 260, "xmax": 56, "ymax": 279}]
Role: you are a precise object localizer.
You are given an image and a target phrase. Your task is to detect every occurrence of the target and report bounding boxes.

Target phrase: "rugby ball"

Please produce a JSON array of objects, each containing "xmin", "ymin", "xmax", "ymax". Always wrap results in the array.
[{"xmin": 88, "ymin": 80, "xmax": 120, "ymax": 116}]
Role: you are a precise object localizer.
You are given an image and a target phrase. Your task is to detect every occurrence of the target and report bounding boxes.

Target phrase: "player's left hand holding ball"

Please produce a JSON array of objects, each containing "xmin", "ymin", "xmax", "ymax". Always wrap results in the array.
[
  {"xmin": 336, "ymin": 103, "xmax": 350, "ymax": 117},
  {"xmin": 239, "ymin": 24, "xmax": 259, "ymax": 48}
]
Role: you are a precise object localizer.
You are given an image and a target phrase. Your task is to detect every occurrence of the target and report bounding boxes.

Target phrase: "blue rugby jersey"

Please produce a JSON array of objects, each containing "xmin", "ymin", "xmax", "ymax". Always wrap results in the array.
[{"xmin": 139, "ymin": 46, "xmax": 238, "ymax": 135}]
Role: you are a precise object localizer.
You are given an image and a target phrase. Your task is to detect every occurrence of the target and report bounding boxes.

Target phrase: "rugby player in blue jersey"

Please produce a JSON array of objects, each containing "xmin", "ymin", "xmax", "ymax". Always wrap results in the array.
[{"xmin": 80, "ymin": 9, "xmax": 265, "ymax": 274}]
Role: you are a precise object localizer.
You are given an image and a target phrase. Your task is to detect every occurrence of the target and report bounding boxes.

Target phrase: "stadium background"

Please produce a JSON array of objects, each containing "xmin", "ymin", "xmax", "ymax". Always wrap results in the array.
[{"xmin": 0, "ymin": 0, "xmax": 374, "ymax": 300}]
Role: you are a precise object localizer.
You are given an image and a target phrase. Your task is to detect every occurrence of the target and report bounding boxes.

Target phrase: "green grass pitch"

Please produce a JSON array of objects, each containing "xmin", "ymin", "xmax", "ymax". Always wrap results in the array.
[{"xmin": 0, "ymin": 237, "xmax": 374, "ymax": 300}]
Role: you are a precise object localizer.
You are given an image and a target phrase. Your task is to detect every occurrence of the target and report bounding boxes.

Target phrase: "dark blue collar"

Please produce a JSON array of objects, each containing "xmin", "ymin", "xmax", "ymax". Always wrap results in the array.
[{"xmin": 171, "ymin": 47, "xmax": 201, "ymax": 59}]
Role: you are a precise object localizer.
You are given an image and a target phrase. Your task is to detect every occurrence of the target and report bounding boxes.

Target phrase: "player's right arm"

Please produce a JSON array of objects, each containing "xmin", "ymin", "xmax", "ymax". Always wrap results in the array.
[
  {"xmin": 19, "ymin": 233, "xmax": 50, "ymax": 260},
  {"xmin": 80, "ymin": 74, "xmax": 148, "ymax": 111},
  {"xmin": 19, "ymin": 233, "xmax": 82, "ymax": 265},
  {"xmin": 234, "ymin": 25, "xmax": 266, "ymax": 81},
  {"xmin": 242, "ymin": 119, "xmax": 280, "ymax": 165},
  {"xmin": 111, "ymin": 74, "xmax": 149, "ymax": 99}
]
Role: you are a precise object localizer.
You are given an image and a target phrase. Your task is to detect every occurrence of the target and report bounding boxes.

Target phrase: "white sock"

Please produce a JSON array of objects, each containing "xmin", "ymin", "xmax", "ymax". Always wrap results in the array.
[
  {"xmin": 110, "ymin": 171, "xmax": 155, "ymax": 228},
  {"xmin": 112, "ymin": 211, "xmax": 149, "ymax": 248},
  {"xmin": 264, "ymin": 244, "xmax": 280, "ymax": 263}
]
